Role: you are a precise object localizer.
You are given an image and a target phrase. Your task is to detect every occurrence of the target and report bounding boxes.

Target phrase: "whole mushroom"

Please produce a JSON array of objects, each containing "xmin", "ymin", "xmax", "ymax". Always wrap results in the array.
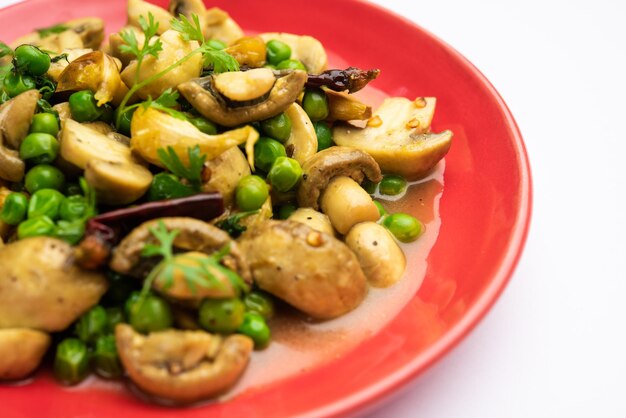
[
  {"xmin": 297, "ymin": 146, "xmax": 382, "ymax": 235},
  {"xmin": 0, "ymin": 329, "xmax": 51, "ymax": 381}
]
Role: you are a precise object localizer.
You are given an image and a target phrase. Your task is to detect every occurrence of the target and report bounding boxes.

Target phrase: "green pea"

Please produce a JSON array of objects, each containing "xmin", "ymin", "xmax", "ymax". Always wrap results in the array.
[
  {"xmin": 114, "ymin": 106, "xmax": 134, "ymax": 136},
  {"xmin": 207, "ymin": 39, "xmax": 227, "ymax": 50},
  {"xmin": 147, "ymin": 172, "xmax": 195, "ymax": 201},
  {"xmin": 29, "ymin": 112, "xmax": 59, "ymax": 137},
  {"xmin": 379, "ymin": 175, "xmax": 407, "ymax": 196},
  {"xmin": 361, "ymin": 179, "xmax": 378, "ymax": 194},
  {"xmin": 302, "ymin": 89, "xmax": 329, "ymax": 121},
  {"xmin": 93, "ymin": 334, "xmax": 123, "ymax": 379},
  {"xmin": 25, "ymin": 164, "xmax": 65, "ymax": 193},
  {"xmin": 235, "ymin": 175, "xmax": 269, "ymax": 211},
  {"xmin": 17, "ymin": 216, "xmax": 55, "ymax": 239},
  {"xmin": 189, "ymin": 115, "xmax": 218, "ymax": 135},
  {"xmin": 254, "ymin": 137, "xmax": 286, "ymax": 172},
  {"xmin": 105, "ymin": 307, "xmax": 126, "ymax": 333},
  {"xmin": 69, "ymin": 90, "xmax": 103, "ymax": 122},
  {"xmin": 276, "ymin": 59, "xmax": 306, "ymax": 71},
  {"xmin": 267, "ymin": 157, "xmax": 302, "ymax": 192},
  {"xmin": 260, "ymin": 112, "xmax": 292, "ymax": 142},
  {"xmin": 373, "ymin": 200, "xmax": 387, "ymax": 218},
  {"xmin": 19, "ymin": 132, "xmax": 59, "ymax": 164},
  {"xmin": 244, "ymin": 291, "xmax": 274, "ymax": 319},
  {"xmin": 54, "ymin": 338, "xmax": 90, "ymax": 385},
  {"xmin": 28, "ymin": 188, "xmax": 65, "ymax": 220},
  {"xmin": 54, "ymin": 220, "xmax": 85, "ymax": 245},
  {"xmin": 313, "ymin": 121, "xmax": 333, "ymax": 151},
  {"xmin": 276, "ymin": 202, "xmax": 297, "ymax": 220},
  {"xmin": 199, "ymin": 298, "xmax": 245, "ymax": 334},
  {"xmin": 266, "ymin": 40, "xmax": 292, "ymax": 66},
  {"xmin": 14, "ymin": 45, "xmax": 50, "ymax": 76},
  {"xmin": 58, "ymin": 195, "xmax": 88, "ymax": 222},
  {"xmin": 75, "ymin": 305, "xmax": 108, "ymax": 344},
  {"xmin": 238, "ymin": 311, "xmax": 271, "ymax": 349},
  {"xmin": 382, "ymin": 213, "xmax": 424, "ymax": 243},
  {"xmin": 104, "ymin": 271, "xmax": 139, "ymax": 306},
  {"xmin": 0, "ymin": 192, "xmax": 28, "ymax": 225},
  {"xmin": 127, "ymin": 292, "xmax": 173, "ymax": 334},
  {"xmin": 3, "ymin": 72, "xmax": 36, "ymax": 97}
]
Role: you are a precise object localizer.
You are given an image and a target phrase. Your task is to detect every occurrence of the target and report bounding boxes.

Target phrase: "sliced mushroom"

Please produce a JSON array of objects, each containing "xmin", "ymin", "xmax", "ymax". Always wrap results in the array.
[
  {"xmin": 334, "ymin": 97, "xmax": 453, "ymax": 180},
  {"xmin": 284, "ymin": 103, "xmax": 317, "ymax": 165},
  {"xmin": 56, "ymin": 51, "xmax": 129, "ymax": 106},
  {"xmin": 238, "ymin": 220, "xmax": 367, "ymax": 319},
  {"xmin": 169, "ymin": 0, "xmax": 206, "ymax": 18},
  {"xmin": 115, "ymin": 324, "xmax": 253, "ymax": 403},
  {"xmin": 10, "ymin": 17, "xmax": 105, "ymax": 53},
  {"xmin": 0, "ymin": 90, "xmax": 40, "ymax": 182},
  {"xmin": 324, "ymin": 87, "xmax": 372, "ymax": 121},
  {"xmin": 178, "ymin": 69, "xmax": 307, "ymax": 127},
  {"xmin": 110, "ymin": 217, "xmax": 251, "ymax": 284},
  {"xmin": 130, "ymin": 106, "xmax": 258, "ymax": 166},
  {"xmin": 0, "ymin": 237, "xmax": 108, "ymax": 331},
  {"xmin": 127, "ymin": 0, "xmax": 172, "ymax": 35},
  {"xmin": 345, "ymin": 222, "xmax": 406, "ymax": 287},
  {"xmin": 0, "ymin": 329, "xmax": 51, "ymax": 381},
  {"xmin": 297, "ymin": 146, "xmax": 382, "ymax": 209},
  {"xmin": 258, "ymin": 33, "xmax": 327, "ymax": 74},
  {"xmin": 288, "ymin": 208, "xmax": 334, "ymax": 236},
  {"xmin": 46, "ymin": 48, "xmax": 93, "ymax": 82},
  {"xmin": 121, "ymin": 30, "xmax": 202, "ymax": 100},
  {"xmin": 60, "ymin": 119, "xmax": 152, "ymax": 205},
  {"xmin": 238, "ymin": 195, "xmax": 273, "ymax": 230},
  {"xmin": 108, "ymin": 26, "xmax": 145, "ymax": 68},
  {"xmin": 214, "ymin": 68, "xmax": 275, "ymax": 102},
  {"xmin": 52, "ymin": 102, "xmax": 71, "ymax": 126},
  {"xmin": 202, "ymin": 146, "xmax": 251, "ymax": 208},
  {"xmin": 204, "ymin": 7, "xmax": 244, "ymax": 44}
]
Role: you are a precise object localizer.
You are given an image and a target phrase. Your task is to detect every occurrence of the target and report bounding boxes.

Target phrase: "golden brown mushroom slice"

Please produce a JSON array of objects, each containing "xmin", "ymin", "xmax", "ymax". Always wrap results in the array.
[
  {"xmin": 110, "ymin": 217, "xmax": 251, "ymax": 284},
  {"xmin": 0, "ymin": 329, "xmax": 51, "ymax": 381},
  {"xmin": 115, "ymin": 324, "xmax": 253, "ymax": 403},
  {"xmin": 130, "ymin": 106, "xmax": 258, "ymax": 167},
  {"xmin": 202, "ymin": 146, "xmax": 251, "ymax": 208},
  {"xmin": 283, "ymin": 103, "xmax": 317, "ymax": 165},
  {"xmin": 323, "ymin": 87, "xmax": 372, "ymax": 121},
  {"xmin": 46, "ymin": 48, "xmax": 93, "ymax": 82},
  {"xmin": 0, "ymin": 89, "xmax": 40, "ymax": 182},
  {"xmin": 60, "ymin": 119, "xmax": 152, "ymax": 205},
  {"xmin": 238, "ymin": 220, "xmax": 368, "ymax": 319},
  {"xmin": 121, "ymin": 29, "xmax": 202, "ymax": 100},
  {"xmin": 258, "ymin": 32, "xmax": 328, "ymax": 74},
  {"xmin": 0, "ymin": 237, "xmax": 108, "ymax": 332},
  {"xmin": 56, "ymin": 51, "xmax": 129, "ymax": 106},
  {"xmin": 108, "ymin": 26, "xmax": 145, "ymax": 68},
  {"xmin": 204, "ymin": 7, "xmax": 244, "ymax": 44},
  {"xmin": 10, "ymin": 17, "xmax": 105, "ymax": 53},
  {"xmin": 334, "ymin": 97, "xmax": 453, "ymax": 180},
  {"xmin": 178, "ymin": 69, "xmax": 307, "ymax": 128}
]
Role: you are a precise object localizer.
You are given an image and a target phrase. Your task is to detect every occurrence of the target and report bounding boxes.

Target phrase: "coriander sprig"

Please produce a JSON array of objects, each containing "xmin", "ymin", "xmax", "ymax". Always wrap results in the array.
[
  {"xmin": 157, "ymin": 145, "xmax": 206, "ymax": 191},
  {"xmin": 139, "ymin": 221, "xmax": 249, "ymax": 301},
  {"xmin": 114, "ymin": 12, "xmax": 239, "ymax": 129}
]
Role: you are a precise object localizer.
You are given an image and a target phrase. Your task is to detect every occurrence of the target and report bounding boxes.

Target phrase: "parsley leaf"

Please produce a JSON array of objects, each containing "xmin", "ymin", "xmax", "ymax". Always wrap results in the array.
[
  {"xmin": 157, "ymin": 145, "xmax": 206, "ymax": 191},
  {"xmin": 170, "ymin": 14, "xmax": 204, "ymax": 43},
  {"xmin": 201, "ymin": 46, "xmax": 240, "ymax": 73},
  {"xmin": 36, "ymin": 23, "xmax": 69, "ymax": 38},
  {"xmin": 216, "ymin": 210, "xmax": 260, "ymax": 238},
  {"xmin": 154, "ymin": 88, "xmax": 179, "ymax": 107}
]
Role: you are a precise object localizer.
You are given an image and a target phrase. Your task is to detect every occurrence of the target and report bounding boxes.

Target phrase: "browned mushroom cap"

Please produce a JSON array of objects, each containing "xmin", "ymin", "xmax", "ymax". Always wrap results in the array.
[
  {"xmin": 0, "ymin": 237, "xmax": 108, "ymax": 332},
  {"xmin": 297, "ymin": 146, "xmax": 382, "ymax": 209},
  {"xmin": 0, "ymin": 90, "xmax": 40, "ymax": 182},
  {"xmin": 110, "ymin": 217, "xmax": 251, "ymax": 283},
  {"xmin": 238, "ymin": 220, "xmax": 368, "ymax": 319},
  {"xmin": 178, "ymin": 69, "xmax": 307, "ymax": 127},
  {"xmin": 0, "ymin": 329, "xmax": 51, "ymax": 381},
  {"xmin": 115, "ymin": 324, "xmax": 253, "ymax": 404}
]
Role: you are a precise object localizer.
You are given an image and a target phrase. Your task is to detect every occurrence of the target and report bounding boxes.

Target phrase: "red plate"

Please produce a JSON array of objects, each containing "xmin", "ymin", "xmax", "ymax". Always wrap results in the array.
[{"xmin": 0, "ymin": 0, "xmax": 531, "ymax": 416}]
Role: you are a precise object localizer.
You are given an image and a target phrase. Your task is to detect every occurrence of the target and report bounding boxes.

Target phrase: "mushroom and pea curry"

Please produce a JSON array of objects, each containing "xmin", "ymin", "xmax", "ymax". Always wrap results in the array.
[{"xmin": 0, "ymin": 0, "xmax": 452, "ymax": 404}]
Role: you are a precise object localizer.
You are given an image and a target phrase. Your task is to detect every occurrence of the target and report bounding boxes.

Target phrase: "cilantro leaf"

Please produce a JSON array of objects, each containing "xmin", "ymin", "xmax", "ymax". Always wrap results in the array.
[
  {"xmin": 170, "ymin": 14, "xmax": 204, "ymax": 43},
  {"xmin": 157, "ymin": 146, "xmax": 206, "ymax": 191},
  {"xmin": 154, "ymin": 88, "xmax": 180, "ymax": 107},
  {"xmin": 142, "ymin": 221, "xmax": 179, "ymax": 260},
  {"xmin": 36, "ymin": 23, "xmax": 69, "ymax": 38}
]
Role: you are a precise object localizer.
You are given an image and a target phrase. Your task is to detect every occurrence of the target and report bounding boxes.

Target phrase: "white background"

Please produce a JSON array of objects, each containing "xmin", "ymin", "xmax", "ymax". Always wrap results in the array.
[{"xmin": 1, "ymin": 0, "xmax": 625, "ymax": 417}]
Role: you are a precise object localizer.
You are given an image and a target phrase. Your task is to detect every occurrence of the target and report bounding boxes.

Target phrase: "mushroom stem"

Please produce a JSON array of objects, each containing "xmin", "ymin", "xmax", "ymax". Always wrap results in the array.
[{"xmin": 320, "ymin": 176, "xmax": 379, "ymax": 235}]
